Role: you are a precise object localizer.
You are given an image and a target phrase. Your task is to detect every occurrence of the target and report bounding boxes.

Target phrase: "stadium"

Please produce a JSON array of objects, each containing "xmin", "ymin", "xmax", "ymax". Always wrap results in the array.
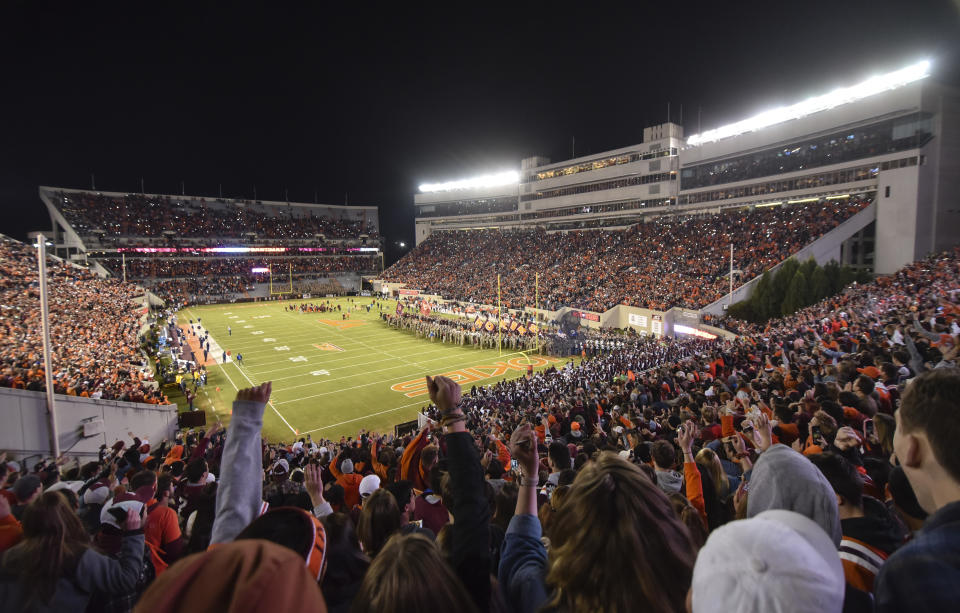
[{"xmin": 1, "ymin": 4, "xmax": 959, "ymax": 612}]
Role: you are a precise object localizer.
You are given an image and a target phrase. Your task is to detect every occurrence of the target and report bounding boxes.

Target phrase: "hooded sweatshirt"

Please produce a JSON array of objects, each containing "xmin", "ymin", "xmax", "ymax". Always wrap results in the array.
[
  {"xmin": 747, "ymin": 444, "xmax": 842, "ymax": 546},
  {"xmin": 655, "ymin": 469, "xmax": 684, "ymax": 495}
]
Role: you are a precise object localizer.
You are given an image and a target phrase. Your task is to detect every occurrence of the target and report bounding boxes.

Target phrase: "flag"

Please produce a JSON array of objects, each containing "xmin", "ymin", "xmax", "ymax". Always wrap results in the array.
[
  {"xmin": 510, "ymin": 320, "xmax": 519, "ymax": 331},
  {"xmin": 528, "ymin": 324, "xmax": 538, "ymax": 334},
  {"xmin": 500, "ymin": 319, "xmax": 508, "ymax": 330},
  {"xmin": 420, "ymin": 302, "xmax": 431, "ymax": 315},
  {"xmin": 517, "ymin": 325, "xmax": 527, "ymax": 335},
  {"xmin": 485, "ymin": 321, "xmax": 496, "ymax": 332},
  {"xmin": 474, "ymin": 316, "xmax": 484, "ymax": 329}
]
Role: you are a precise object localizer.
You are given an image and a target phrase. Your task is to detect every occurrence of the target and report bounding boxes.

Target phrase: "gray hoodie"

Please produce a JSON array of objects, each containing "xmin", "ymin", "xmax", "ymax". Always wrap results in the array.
[
  {"xmin": 656, "ymin": 469, "xmax": 684, "ymax": 495},
  {"xmin": 747, "ymin": 444, "xmax": 842, "ymax": 546}
]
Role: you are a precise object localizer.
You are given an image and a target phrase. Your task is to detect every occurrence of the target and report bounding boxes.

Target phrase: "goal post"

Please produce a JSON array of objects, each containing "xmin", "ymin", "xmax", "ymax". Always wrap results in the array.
[{"xmin": 269, "ymin": 263, "xmax": 293, "ymax": 296}]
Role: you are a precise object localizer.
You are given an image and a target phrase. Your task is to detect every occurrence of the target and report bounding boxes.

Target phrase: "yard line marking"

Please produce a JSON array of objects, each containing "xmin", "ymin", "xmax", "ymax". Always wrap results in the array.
[
  {"xmin": 231, "ymin": 362, "xmax": 298, "ymax": 435},
  {"xmin": 267, "ymin": 349, "xmax": 504, "ymax": 390},
  {"xmin": 277, "ymin": 311, "xmax": 439, "ymax": 372},
  {"xmin": 245, "ymin": 342, "xmax": 470, "ymax": 375},
  {"xmin": 213, "ymin": 334, "xmax": 429, "ymax": 354},
  {"xmin": 298, "ymin": 400, "xmax": 427, "ymax": 434},
  {"xmin": 272, "ymin": 350, "xmax": 529, "ymax": 405}
]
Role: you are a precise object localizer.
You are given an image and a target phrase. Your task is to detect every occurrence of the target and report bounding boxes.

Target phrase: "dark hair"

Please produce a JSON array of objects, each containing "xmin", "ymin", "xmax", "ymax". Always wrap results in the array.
[
  {"xmin": 384, "ymin": 480, "xmax": 414, "ymax": 513},
  {"xmin": 887, "ymin": 465, "xmax": 928, "ymax": 520},
  {"xmin": 548, "ymin": 441, "xmax": 570, "ymax": 471},
  {"xmin": 899, "ymin": 368, "xmax": 960, "ymax": 483},
  {"xmin": 321, "ymin": 513, "xmax": 370, "ymax": 607},
  {"xmin": 557, "ymin": 468, "xmax": 577, "ymax": 486},
  {"xmin": 325, "ymin": 483, "xmax": 345, "ymax": 508},
  {"xmin": 651, "ymin": 440, "xmax": 676, "ymax": 469},
  {"xmin": 809, "ymin": 452, "xmax": 863, "ymax": 508},
  {"xmin": 80, "ymin": 461, "xmax": 100, "ymax": 480},
  {"xmin": 156, "ymin": 473, "xmax": 175, "ymax": 497},
  {"xmin": 493, "ymin": 482, "xmax": 518, "ymax": 533},
  {"xmin": 357, "ymin": 489, "xmax": 402, "ymax": 558},
  {"xmin": 130, "ymin": 470, "xmax": 158, "ymax": 491},
  {"xmin": 485, "ymin": 460, "xmax": 504, "ymax": 479},
  {"xmin": 185, "ymin": 482, "xmax": 218, "ymax": 554},
  {"xmin": 236, "ymin": 507, "xmax": 318, "ymax": 562},
  {"xmin": 185, "ymin": 459, "xmax": 207, "ymax": 483}
]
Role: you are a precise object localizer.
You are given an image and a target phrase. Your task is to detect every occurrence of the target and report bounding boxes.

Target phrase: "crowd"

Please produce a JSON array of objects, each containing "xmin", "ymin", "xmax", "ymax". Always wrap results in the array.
[
  {"xmin": 0, "ymin": 238, "xmax": 167, "ymax": 403},
  {"xmin": 681, "ymin": 116, "xmax": 929, "ymax": 189},
  {"xmin": 96, "ymin": 256, "xmax": 379, "ymax": 280},
  {"xmin": 52, "ymin": 191, "xmax": 379, "ymax": 241},
  {"xmin": 386, "ymin": 311, "xmax": 545, "ymax": 351},
  {"xmin": 144, "ymin": 278, "xmax": 252, "ymax": 306},
  {"xmin": 382, "ymin": 198, "xmax": 869, "ymax": 312},
  {"xmin": 1, "ymin": 239, "xmax": 956, "ymax": 610}
]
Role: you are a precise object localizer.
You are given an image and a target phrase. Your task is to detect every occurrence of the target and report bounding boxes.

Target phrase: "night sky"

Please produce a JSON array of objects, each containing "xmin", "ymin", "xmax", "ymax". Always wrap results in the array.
[{"xmin": 1, "ymin": 1, "xmax": 958, "ymax": 265}]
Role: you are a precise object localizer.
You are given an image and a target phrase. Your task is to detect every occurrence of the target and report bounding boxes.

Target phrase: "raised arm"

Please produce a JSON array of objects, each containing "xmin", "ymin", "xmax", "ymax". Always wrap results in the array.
[
  {"xmin": 427, "ymin": 375, "xmax": 491, "ymax": 612},
  {"xmin": 210, "ymin": 382, "xmax": 271, "ymax": 544}
]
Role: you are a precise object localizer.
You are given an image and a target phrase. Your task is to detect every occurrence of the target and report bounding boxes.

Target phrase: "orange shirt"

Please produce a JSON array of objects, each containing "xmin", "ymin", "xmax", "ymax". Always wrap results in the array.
[{"xmin": 144, "ymin": 501, "xmax": 181, "ymax": 574}]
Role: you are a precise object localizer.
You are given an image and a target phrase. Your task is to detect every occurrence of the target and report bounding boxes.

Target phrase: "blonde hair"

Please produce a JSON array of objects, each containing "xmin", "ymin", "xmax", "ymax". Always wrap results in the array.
[
  {"xmin": 696, "ymin": 447, "xmax": 729, "ymax": 494},
  {"xmin": 545, "ymin": 453, "xmax": 696, "ymax": 613}
]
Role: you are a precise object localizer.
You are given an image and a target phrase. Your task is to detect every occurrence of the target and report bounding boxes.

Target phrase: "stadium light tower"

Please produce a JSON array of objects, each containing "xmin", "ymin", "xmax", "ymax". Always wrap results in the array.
[
  {"xmin": 35, "ymin": 234, "xmax": 61, "ymax": 457},
  {"xmin": 686, "ymin": 59, "xmax": 931, "ymax": 146}
]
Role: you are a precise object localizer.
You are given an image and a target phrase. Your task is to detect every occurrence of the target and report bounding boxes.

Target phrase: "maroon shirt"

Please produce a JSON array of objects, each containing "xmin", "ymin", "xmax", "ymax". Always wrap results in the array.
[{"xmin": 413, "ymin": 494, "xmax": 449, "ymax": 535}]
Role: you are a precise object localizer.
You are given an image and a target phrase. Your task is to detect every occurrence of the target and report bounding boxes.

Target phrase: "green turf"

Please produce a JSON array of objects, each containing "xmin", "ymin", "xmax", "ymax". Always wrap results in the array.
[{"xmin": 172, "ymin": 297, "xmax": 564, "ymax": 443}]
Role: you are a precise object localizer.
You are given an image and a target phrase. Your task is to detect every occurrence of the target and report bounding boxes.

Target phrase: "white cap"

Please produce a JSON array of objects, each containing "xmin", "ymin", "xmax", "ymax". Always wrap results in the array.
[
  {"xmin": 83, "ymin": 480, "xmax": 114, "ymax": 506},
  {"xmin": 359, "ymin": 474, "xmax": 381, "ymax": 499},
  {"xmin": 692, "ymin": 510, "xmax": 844, "ymax": 613}
]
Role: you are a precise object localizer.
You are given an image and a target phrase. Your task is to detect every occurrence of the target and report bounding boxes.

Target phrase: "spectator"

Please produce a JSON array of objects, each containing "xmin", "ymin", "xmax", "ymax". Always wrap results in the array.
[
  {"xmin": 809, "ymin": 452, "xmax": 902, "ymax": 592},
  {"xmin": 133, "ymin": 539, "xmax": 327, "ymax": 613},
  {"xmin": 500, "ymin": 423, "xmax": 696, "ymax": 613},
  {"xmin": 0, "ymin": 491, "xmax": 144, "ymax": 611},
  {"xmin": 691, "ymin": 510, "xmax": 845, "ymax": 612},
  {"xmin": 351, "ymin": 533, "xmax": 478, "ymax": 613},
  {"xmin": 874, "ymin": 368, "xmax": 960, "ymax": 611},
  {"xmin": 357, "ymin": 489, "xmax": 402, "ymax": 557}
]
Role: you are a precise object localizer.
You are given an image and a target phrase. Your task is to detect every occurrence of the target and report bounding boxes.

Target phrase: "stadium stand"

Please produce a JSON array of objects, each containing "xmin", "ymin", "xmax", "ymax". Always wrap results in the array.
[
  {"xmin": 49, "ymin": 190, "xmax": 379, "ymax": 243},
  {"xmin": 2, "ymin": 242, "xmax": 956, "ymax": 610},
  {"xmin": 382, "ymin": 198, "xmax": 870, "ymax": 312},
  {"xmin": 0, "ymin": 236, "xmax": 165, "ymax": 403},
  {"xmin": 95, "ymin": 255, "xmax": 379, "ymax": 304}
]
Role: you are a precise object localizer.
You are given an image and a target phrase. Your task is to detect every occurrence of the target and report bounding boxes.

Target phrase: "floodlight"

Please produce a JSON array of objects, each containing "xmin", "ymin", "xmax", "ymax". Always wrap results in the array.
[
  {"xmin": 419, "ymin": 170, "xmax": 519, "ymax": 193},
  {"xmin": 687, "ymin": 60, "xmax": 931, "ymax": 146}
]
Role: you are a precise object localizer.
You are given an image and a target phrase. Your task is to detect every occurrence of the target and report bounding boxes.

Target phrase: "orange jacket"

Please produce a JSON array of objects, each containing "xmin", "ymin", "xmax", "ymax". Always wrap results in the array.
[{"xmin": 0, "ymin": 514, "xmax": 23, "ymax": 554}]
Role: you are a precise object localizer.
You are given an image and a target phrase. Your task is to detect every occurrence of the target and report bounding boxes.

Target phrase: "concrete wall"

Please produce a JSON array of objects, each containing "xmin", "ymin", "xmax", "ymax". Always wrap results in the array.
[
  {"xmin": 875, "ymin": 168, "xmax": 921, "ymax": 274},
  {"xmin": 0, "ymin": 388, "xmax": 178, "ymax": 460}
]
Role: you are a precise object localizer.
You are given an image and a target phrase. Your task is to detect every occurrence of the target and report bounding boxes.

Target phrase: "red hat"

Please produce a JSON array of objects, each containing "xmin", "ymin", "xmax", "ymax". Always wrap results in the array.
[
  {"xmin": 570, "ymin": 422, "xmax": 581, "ymax": 431},
  {"xmin": 856, "ymin": 366, "xmax": 882, "ymax": 380}
]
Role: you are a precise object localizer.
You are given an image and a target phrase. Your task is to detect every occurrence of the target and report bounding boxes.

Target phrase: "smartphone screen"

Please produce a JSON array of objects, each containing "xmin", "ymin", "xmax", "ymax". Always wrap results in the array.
[
  {"xmin": 864, "ymin": 420, "xmax": 875, "ymax": 438},
  {"xmin": 511, "ymin": 459, "xmax": 519, "ymax": 471},
  {"xmin": 812, "ymin": 425, "xmax": 824, "ymax": 445}
]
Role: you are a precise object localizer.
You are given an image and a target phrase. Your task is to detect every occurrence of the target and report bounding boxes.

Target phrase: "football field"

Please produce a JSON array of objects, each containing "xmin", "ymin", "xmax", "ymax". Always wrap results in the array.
[{"xmin": 173, "ymin": 297, "xmax": 564, "ymax": 442}]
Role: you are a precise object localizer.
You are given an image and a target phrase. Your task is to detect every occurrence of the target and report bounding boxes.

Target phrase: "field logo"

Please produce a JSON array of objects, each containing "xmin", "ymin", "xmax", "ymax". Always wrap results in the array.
[
  {"xmin": 313, "ymin": 343, "xmax": 344, "ymax": 352},
  {"xmin": 318, "ymin": 319, "xmax": 367, "ymax": 330},
  {"xmin": 390, "ymin": 356, "xmax": 562, "ymax": 398}
]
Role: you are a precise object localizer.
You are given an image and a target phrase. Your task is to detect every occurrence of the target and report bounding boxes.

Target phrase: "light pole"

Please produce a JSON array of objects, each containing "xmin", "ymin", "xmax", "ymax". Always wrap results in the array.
[{"xmin": 35, "ymin": 235, "xmax": 60, "ymax": 457}]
